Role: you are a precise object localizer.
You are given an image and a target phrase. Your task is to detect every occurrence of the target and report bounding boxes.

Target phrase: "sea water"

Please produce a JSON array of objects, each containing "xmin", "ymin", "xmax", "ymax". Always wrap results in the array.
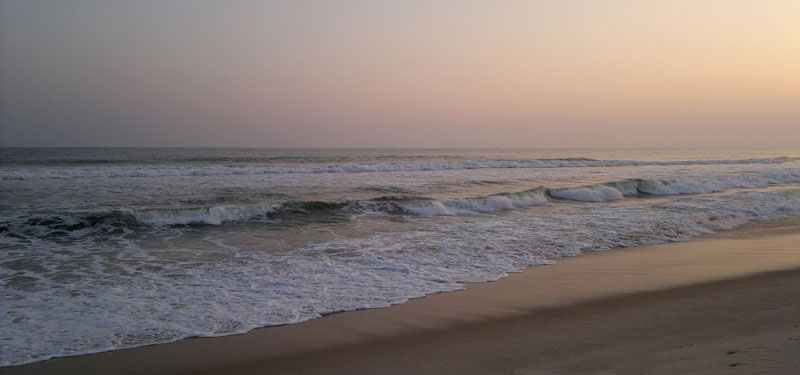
[{"xmin": 1, "ymin": 148, "xmax": 799, "ymax": 365}]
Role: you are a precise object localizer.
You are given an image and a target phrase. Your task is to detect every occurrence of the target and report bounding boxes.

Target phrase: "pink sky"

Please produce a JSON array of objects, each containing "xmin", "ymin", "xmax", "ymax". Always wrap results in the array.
[{"xmin": 1, "ymin": 0, "xmax": 798, "ymax": 147}]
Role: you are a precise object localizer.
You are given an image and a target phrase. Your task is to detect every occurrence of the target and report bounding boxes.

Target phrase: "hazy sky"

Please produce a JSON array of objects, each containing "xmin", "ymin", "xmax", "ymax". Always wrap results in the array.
[{"xmin": 1, "ymin": 0, "xmax": 798, "ymax": 148}]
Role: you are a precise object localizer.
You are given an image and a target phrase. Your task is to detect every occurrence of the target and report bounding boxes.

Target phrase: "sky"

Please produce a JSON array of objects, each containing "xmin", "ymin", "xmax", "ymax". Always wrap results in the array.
[{"xmin": 0, "ymin": 0, "xmax": 798, "ymax": 148}]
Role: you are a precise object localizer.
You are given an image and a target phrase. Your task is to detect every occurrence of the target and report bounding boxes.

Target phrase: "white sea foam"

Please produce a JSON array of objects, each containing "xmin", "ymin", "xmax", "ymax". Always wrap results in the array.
[{"xmin": 2, "ymin": 188, "xmax": 799, "ymax": 366}]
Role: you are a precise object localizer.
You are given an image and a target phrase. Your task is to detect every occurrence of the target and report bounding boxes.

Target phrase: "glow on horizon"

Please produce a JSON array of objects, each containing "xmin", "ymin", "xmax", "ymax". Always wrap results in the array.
[{"xmin": 0, "ymin": 0, "xmax": 798, "ymax": 148}]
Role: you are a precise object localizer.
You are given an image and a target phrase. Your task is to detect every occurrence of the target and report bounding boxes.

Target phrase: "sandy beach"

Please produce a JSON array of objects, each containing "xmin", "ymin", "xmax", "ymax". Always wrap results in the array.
[{"xmin": 4, "ymin": 218, "xmax": 799, "ymax": 375}]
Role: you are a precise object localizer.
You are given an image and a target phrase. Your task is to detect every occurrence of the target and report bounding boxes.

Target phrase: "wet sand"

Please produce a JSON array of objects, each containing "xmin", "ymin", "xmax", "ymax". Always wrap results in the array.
[{"xmin": 4, "ymin": 218, "xmax": 800, "ymax": 375}]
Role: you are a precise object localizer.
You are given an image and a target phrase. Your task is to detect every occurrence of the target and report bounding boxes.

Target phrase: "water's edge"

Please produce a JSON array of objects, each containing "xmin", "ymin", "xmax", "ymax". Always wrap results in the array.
[{"xmin": 4, "ymin": 215, "xmax": 798, "ymax": 368}]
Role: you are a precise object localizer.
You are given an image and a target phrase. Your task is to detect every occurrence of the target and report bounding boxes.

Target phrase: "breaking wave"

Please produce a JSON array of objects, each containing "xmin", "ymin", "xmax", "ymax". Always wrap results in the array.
[
  {"xmin": 3, "ymin": 188, "xmax": 800, "ymax": 366},
  {"xmin": 5, "ymin": 172, "xmax": 800, "ymax": 237}
]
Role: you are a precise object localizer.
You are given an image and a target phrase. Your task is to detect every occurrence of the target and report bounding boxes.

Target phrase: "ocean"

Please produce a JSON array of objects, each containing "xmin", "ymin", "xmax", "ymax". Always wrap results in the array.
[{"xmin": 1, "ymin": 147, "xmax": 799, "ymax": 366}]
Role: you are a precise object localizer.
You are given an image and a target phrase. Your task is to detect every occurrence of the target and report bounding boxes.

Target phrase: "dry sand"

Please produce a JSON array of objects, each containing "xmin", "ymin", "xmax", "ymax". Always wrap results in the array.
[{"xmin": 3, "ymin": 218, "xmax": 799, "ymax": 375}]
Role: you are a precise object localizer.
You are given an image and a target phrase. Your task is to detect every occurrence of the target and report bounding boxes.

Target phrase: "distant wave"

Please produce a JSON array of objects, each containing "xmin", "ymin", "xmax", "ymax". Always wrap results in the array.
[
  {"xmin": 0, "ymin": 155, "xmax": 370, "ymax": 166},
  {"xmin": 1, "ymin": 157, "xmax": 796, "ymax": 180},
  {"xmin": 5, "ymin": 172, "xmax": 799, "ymax": 237}
]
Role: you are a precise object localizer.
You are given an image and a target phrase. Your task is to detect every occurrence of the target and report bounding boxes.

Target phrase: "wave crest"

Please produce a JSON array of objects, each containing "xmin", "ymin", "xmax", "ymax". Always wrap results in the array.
[{"xmin": 4, "ymin": 172, "xmax": 799, "ymax": 234}]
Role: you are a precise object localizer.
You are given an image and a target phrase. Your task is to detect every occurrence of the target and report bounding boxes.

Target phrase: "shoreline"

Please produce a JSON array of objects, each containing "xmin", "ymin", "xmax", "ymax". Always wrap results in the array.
[{"xmin": 4, "ymin": 218, "xmax": 800, "ymax": 374}]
